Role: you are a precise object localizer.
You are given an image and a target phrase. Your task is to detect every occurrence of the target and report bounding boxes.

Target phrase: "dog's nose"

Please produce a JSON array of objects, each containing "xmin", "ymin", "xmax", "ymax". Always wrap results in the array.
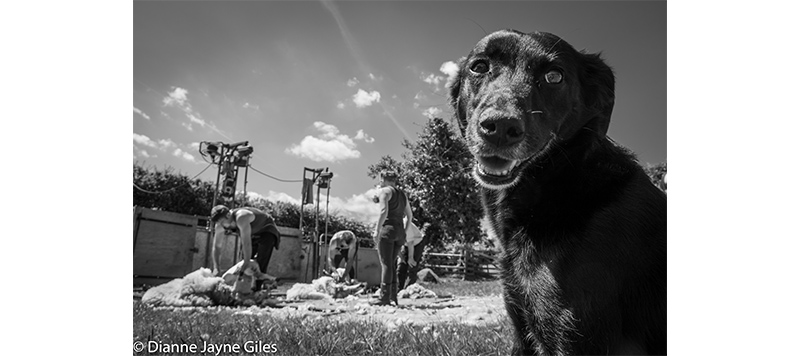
[{"xmin": 479, "ymin": 117, "xmax": 524, "ymax": 147}]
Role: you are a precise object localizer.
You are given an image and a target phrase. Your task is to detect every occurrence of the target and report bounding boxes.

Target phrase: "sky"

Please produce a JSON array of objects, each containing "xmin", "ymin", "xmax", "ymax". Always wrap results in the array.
[{"xmin": 133, "ymin": 0, "xmax": 666, "ymax": 224}]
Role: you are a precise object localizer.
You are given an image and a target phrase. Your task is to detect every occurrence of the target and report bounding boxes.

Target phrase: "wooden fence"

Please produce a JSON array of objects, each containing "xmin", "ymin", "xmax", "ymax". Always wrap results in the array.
[{"xmin": 421, "ymin": 250, "xmax": 501, "ymax": 280}]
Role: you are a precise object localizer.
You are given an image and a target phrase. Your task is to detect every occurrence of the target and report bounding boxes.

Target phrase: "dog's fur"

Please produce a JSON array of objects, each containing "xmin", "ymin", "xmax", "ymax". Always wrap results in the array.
[{"xmin": 449, "ymin": 30, "xmax": 666, "ymax": 355}]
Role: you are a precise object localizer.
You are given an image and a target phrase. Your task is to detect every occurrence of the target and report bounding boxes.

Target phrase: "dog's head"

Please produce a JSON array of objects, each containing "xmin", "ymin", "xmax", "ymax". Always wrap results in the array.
[{"xmin": 449, "ymin": 30, "xmax": 615, "ymax": 189}]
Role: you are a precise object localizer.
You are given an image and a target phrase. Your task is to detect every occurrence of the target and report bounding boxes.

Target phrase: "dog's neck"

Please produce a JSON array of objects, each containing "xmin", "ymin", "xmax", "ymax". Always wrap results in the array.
[{"xmin": 482, "ymin": 129, "xmax": 639, "ymax": 247}]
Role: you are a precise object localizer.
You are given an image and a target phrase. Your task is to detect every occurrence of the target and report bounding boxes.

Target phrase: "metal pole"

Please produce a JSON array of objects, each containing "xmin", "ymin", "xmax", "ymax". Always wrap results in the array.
[
  {"xmin": 231, "ymin": 161, "xmax": 239, "ymax": 208},
  {"xmin": 242, "ymin": 157, "xmax": 250, "ymax": 207},
  {"xmin": 313, "ymin": 182, "xmax": 321, "ymax": 279},
  {"xmin": 324, "ymin": 184, "xmax": 330, "ymax": 244},
  {"xmin": 299, "ymin": 169, "xmax": 306, "ymax": 281},
  {"xmin": 211, "ymin": 146, "xmax": 224, "ymax": 208}
]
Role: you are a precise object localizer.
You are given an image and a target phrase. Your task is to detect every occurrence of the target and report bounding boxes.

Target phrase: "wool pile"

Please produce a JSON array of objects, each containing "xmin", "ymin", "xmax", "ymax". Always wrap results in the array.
[
  {"xmin": 285, "ymin": 276, "xmax": 366, "ymax": 301},
  {"xmin": 141, "ymin": 261, "xmax": 276, "ymax": 308},
  {"xmin": 398, "ymin": 283, "xmax": 437, "ymax": 299}
]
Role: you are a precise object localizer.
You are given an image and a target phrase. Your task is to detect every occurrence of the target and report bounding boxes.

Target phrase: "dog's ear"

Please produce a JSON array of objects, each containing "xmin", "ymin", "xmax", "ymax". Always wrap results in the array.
[
  {"xmin": 580, "ymin": 52, "xmax": 615, "ymax": 137},
  {"xmin": 447, "ymin": 57, "xmax": 468, "ymax": 137}
]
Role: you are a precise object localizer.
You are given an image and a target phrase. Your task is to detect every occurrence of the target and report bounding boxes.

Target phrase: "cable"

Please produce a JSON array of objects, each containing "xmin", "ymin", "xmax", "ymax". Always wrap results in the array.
[
  {"xmin": 133, "ymin": 162, "xmax": 215, "ymax": 194},
  {"xmin": 249, "ymin": 166, "xmax": 303, "ymax": 183}
]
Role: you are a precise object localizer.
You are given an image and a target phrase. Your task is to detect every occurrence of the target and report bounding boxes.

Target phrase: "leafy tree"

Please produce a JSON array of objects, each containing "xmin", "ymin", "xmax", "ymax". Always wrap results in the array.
[
  {"xmin": 643, "ymin": 162, "xmax": 667, "ymax": 192},
  {"xmin": 368, "ymin": 117, "xmax": 485, "ymax": 249},
  {"xmin": 133, "ymin": 163, "xmax": 216, "ymax": 216}
]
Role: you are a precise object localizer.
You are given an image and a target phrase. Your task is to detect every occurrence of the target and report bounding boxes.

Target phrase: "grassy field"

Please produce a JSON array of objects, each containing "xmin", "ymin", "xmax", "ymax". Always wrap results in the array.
[{"xmin": 134, "ymin": 279, "xmax": 513, "ymax": 356}]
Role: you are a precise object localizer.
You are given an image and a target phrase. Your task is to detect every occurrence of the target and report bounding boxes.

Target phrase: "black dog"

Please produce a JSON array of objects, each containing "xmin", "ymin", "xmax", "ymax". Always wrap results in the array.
[{"xmin": 449, "ymin": 30, "xmax": 667, "ymax": 355}]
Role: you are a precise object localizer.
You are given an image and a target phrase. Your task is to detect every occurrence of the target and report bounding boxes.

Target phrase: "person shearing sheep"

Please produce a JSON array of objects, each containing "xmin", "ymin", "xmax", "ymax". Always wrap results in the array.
[
  {"xmin": 326, "ymin": 230, "xmax": 358, "ymax": 283},
  {"xmin": 210, "ymin": 205, "xmax": 281, "ymax": 291}
]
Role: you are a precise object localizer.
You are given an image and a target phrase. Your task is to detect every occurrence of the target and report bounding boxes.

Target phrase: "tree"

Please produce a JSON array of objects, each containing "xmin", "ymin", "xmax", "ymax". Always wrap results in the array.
[
  {"xmin": 642, "ymin": 162, "xmax": 667, "ymax": 192},
  {"xmin": 368, "ymin": 117, "xmax": 485, "ymax": 249},
  {"xmin": 133, "ymin": 163, "xmax": 216, "ymax": 216}
]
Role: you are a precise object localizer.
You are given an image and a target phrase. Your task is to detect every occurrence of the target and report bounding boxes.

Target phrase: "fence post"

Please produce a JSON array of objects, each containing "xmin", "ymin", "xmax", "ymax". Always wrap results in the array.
[{"xmin": 462, "ymin": 248, "xmax": 471, "ymax": 280}]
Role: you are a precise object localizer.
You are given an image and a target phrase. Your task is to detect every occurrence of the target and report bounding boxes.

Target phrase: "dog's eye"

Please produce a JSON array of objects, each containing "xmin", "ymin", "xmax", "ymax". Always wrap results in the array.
[
  {"xmin": 469, "ymin": 60, "xmax": 489, "ymax": 74},
  {"xmin": 544, "ymin": 70, "xmax": 563, "ymax": 84}
]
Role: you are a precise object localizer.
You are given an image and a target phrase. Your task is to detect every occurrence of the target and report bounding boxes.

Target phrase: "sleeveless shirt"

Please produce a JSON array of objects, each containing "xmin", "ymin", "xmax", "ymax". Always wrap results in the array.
[{"xmin": 231, "ymin": 207, "xmax": 276, "ymax": 235}]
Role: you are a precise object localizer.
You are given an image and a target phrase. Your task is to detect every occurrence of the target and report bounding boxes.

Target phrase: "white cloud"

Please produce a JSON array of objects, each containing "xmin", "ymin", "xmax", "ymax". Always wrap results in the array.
[
  {"xmin": 188, "ymin": 114, "xmax": 206, "ymax": 128},
  {"xmin": 133, "ymin": 133, "xmax": 158, "ymax": 148},
  {"xmin": 257, "ymin": 188, "xmax": 380, "ymax": 225},
  {"xmin": 346, "ymin": 78, "xmax": 359, "ymax": 87},
  {"xmin": 286, "ymin": 136, "xmax": 360, "ymax": 162},
  {"xmin": 423, "ymin": 73, "xmax": 443, "ymax": 86},
  {"xmin": 286, "ymin": 121, "xmax": 369, "ymax": 162},
  {"xmin": 134, "ymin": 148, "xmax": 154, "ymax": 159},
  {"xmin": 243, "ymin": 102, "xmax": 260, "ymax": 110},
  {"xmin": 336, "ymin": 101, "xmax": 345, "ymax": 109},
  {"xmin": 134, "ymin": 134, "xmax": 197, "ymax": 163},
  {"xmin": 161, "ymin": 86, "xmax": 228, "ymax": 137},
  {"xmin": 173, "ymin": 148, "xmax": 197, "ymax": 163},
  {"xmin": 162, "ymin": 87, "xmax": 189, "ymax": 107},
  {"xmin": 189, "ymin": 142, "xmax": 201, "ymax": 150},
  {"xmin": 325, "ymin": 188, "xmax": 381, "ymax": 224},
  {"xmin": 355, "ymin": 129, "xmax": 375, "ymax": 143},
  {"xmin": 352, "ymin": 89, "xmax": 381, "ymax": 108},
  {"xmin": 158, "ymin": 139, "xmax": 177, "ymax": 149},
  {"xmin": 422, "ymin": 107, "xmax": 443, "ymax": 119},
  {"xmin": 440, "ymin": 60, "xmax": 460, "ymax": 88},
  {"xmin": 261, "ymin": 191, "xmax": 301, "ymax": 206},
  {"xmin": 133, "ymin": 107, "xmax": 151, "ymax": 120}
]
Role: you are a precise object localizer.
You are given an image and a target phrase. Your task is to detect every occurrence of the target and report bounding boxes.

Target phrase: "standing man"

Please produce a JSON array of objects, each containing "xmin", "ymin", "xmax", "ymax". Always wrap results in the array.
[
  {"xmin": 397, "ymin": 222, "xmax": 430, "ymax": 290},
  {"xmin": 326, "ymin": 230, "xmax": 358, "ymax": 283},
  {"xmin": 371, "ymin": 171, "xmax": 413, "ymax": 306},
  {"xmin": 210, "ymin": 205, "xmax": 281, "ymax": 290}
]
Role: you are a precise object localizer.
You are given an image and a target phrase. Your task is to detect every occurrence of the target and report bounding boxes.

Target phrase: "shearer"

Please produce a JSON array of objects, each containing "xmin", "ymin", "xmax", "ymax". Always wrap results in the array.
[
  {"xmin": 210, "ymin": 205, "xmax": 281, "ymax": 291},
  {"xmin": 326, "ymin": 230, "xmax": 359, "ymax": 283},
  {"xmin": 397, "ymin": 222, "xmax": 430, "ymax": 290},
  {"xmin": 370, "ymin": 170, "xmax": 413, "ymax": 306}
]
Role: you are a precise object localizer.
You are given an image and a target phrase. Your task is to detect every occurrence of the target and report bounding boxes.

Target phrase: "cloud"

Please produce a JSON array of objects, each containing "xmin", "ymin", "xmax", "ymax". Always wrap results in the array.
[
  {"xmin": 422, "ymin": 107, "xmax": 443, "ymax": 119},
  {"xmin": 243, "ymin": 102, "xmax": 260, "ymax": 111},
  {"xmin": 346, "ymin": 78, "xmax": 359, "ymax": 87},
  {"xmin": 325, "ymin": 188, "xmax": 381, "ymax": 224},
  {"xmin": 368, "ymin": 73, "xmax": 382, "ymax": 81},
  {"xmin": 173, "ymin": 148, "xmax": 197, "ymax": 163},
  {"xmin": 158, "ymin": 138, "xmax": 177, "ymax": 149},
  {"xmin": 355, "ymin": 129, "xmax": 375, "ymax": 143},
  {"xmin": 352, "ymin": 89, "xmax": 381, "ymax": 108},
  {"xmin": 259, "ymin": 191, "xmax": 301, "ymax": 206},
  {"xmin": 251, "ymin": 188, "xmax": 380, "ymax": 225},
  {"xmin": 286, "ymin": 121, "xmax": 370, "ymax": 162},
  {"xmin": 336, "ymin": 101, "xmax": 345, "ymax": 109},
  {"xmin": 134, "ymin": 148, "xmax": 154, "ymax": 159},
  {"xmin": 162, "ymin": 87, "xmax": 189, "ymax": 107},
  {"xmin": 440, "ymin": 60, "xmax": 460, "ymax": 88},
  {"xmin": 133, "ymin": 133, "xmax": 158, "ymax": 148},
  {"xmin": 422, "ymin": 73, "xmax": 443, "ymax": 86},
  {"xmin": 133, "ymin": 133, "xmax": 199, "ymax": 163},
  {"xmin": 286, "ymin": 136, "xmax": 360, "ymax": 162},
  {"xmin": 161, "ymin": 86, "xmax": 230, "ymax": 139},
  {"xmin": 133, "ymin": 107, "xmax": 151, "ymax": 120}
]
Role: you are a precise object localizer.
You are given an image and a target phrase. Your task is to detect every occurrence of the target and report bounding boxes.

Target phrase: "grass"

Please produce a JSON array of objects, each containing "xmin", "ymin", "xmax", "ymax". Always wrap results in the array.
[{"xmin": 134, "ymin": 279, "xmax": 513, "ymax": 355}]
